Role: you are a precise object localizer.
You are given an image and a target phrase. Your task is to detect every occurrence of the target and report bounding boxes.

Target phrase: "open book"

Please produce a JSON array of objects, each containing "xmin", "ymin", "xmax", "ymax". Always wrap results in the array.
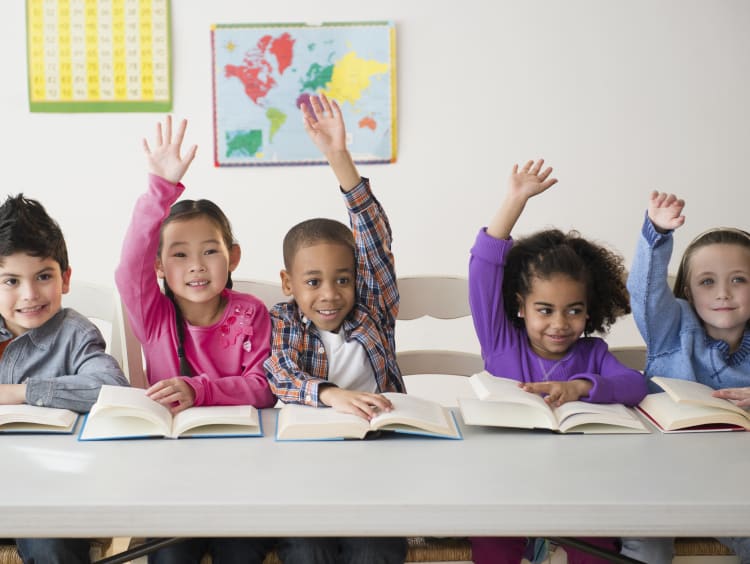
[
  {"xmin": 275, "ymin": 393, "xmax": 462, "ymax": 441},
  {"xmin": 458, "ymin": 372, "xmax": 649, "ymax": 434},
  {"xmin": 78, "ymin": 385, "xmax": 262, "ymax": 440},
  {"xmin": 637, "ymin": 376, "xmax": 750, "ymax": 432},
  {"xmin": 0, "ymin": 405, "xmax": 78, "ymax": 434}
]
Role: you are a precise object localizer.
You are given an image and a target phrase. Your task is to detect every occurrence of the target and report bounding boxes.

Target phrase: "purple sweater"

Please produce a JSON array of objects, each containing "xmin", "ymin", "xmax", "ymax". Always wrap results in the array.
[{"xmin": 469, "ymin": 229, "xmax": 647, "ymax": 406}]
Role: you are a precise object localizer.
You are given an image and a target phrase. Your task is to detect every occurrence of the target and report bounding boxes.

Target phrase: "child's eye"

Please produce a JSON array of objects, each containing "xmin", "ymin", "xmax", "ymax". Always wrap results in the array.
[
  {"xmin": 732, "ymin": 276, "xmax": 747, "ymax": 284},
  {"xmin": 699, "ymin": 278, "xmax": 714, "ymax": 286},
  {"xmin": 305, "ymin": 279, "xmax": 319, "ymax": 288},
  {"xmin": 336, "ymin": 277, "xmax": 351, "ymax": 285},
  {"xmin": 37, "ymin": 273, "xmax": 52, "ymax": 281},
  {"xmin": 172, "ymin": 252, "xmax": 187, "ymax": 258},
  {"xmin": 2, "ymin": 278, "xmax": 17, "ymax": 287},
  {"xmin": 204, "ymin": 249, "xmax": 219, "ymax": 255},
  {"xmin": 537, "ymin": 307, "xmax": 553, "ymax": 315},
  {"xmin": 567, "ymin": 307, "xmax": 584, "ymax": 316}
]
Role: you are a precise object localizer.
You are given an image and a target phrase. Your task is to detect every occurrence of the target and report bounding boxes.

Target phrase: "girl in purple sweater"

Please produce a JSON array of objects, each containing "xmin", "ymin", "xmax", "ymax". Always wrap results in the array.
[{"xmin": 468, "ymin": 159, "xmax": 647, "ymax": 564}]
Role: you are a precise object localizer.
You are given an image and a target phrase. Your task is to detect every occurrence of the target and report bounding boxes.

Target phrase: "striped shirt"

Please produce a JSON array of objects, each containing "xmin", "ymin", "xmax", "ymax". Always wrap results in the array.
[{"xmin": 264, "ymin": 178, "xmax": 405, "ymax": 406}]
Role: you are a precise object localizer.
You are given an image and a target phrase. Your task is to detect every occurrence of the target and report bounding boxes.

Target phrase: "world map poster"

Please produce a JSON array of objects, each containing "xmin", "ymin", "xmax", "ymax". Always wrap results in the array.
[{"xmin": 211, "ymin": 21, "xmax": 396, "ymax": 166}]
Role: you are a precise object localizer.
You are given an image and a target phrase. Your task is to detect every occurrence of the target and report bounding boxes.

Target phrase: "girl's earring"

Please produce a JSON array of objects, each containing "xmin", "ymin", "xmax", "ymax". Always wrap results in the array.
[{"xmin": 517, "ymin": 311, "xmax": 523, "ymax": 318}]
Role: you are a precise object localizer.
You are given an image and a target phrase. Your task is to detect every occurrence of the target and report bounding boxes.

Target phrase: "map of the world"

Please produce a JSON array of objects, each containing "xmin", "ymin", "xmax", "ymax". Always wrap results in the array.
[{"xmin": 211, "ymin": 22, "xmax": 396, "ymax": 166}]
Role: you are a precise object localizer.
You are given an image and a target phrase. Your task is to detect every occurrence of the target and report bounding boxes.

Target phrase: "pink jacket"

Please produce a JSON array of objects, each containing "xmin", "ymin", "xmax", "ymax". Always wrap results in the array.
[{"xmin": 115, "ymin": 174, "xmax": 275, "ymax": 408}]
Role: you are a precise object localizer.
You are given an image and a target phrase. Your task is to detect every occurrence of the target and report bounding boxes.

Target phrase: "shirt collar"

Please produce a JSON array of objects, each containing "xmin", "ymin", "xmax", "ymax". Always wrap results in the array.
[{"xmin": 0, "ymin": 308, "xmax": 65, "ymax": 350}]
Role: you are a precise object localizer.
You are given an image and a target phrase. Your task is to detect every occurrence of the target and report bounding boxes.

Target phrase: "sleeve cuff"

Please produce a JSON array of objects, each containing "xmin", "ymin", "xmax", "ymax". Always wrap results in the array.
[
  {"xmin": 470, "ymin": 228, "xmax": 513, "ymax": 265},
  {"xmin": 642, "ymin": 212, "xmax": 672, "ymax": 248}
]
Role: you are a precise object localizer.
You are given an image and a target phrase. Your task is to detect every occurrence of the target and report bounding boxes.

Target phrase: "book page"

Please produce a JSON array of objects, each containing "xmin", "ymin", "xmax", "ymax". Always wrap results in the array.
[
  {"xmin": 652, "ymin": 377, "xmax": 750, "ymax": 420},
  {"xmin": 0, "ymin": 405, "xmax": 78, "ymax": 432},
  {"xmin": 639, "ymin": 392, "xmax": 750, "ymax": 431},
  {"xmin": 172, "ymin": 405, "xmax": 260, "ymax": 438},
  {"xmin": 470, "ymin": 372, "xmax": 550, "ymax": 408},
  {"xmin": 554, "ymin": 402, "xmax": 648, "ymax": 434},
  {"xmin": 81, "ymin": 385, "xmax": 172, "ymax": 439},
  {"xmin": 458, "ymin": 397, "xmax": 558, "ymax": 430},
  {"xmin": 370, "ymin": 393, "xmax": 459, "ymax": 437},
  {"xmin": 276, "ymin": 404, "xmax": 370, "ymax": 440}
]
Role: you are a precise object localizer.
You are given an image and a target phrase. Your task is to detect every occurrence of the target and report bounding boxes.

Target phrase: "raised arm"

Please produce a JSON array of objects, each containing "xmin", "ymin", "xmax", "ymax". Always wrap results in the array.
[
  {"xmin": 301, "ymin": 93, "xmax": 360, "ymax": 191},
  {"xmin": 487, "ymin": 159, "xmax": 558, "ymax": 240}
]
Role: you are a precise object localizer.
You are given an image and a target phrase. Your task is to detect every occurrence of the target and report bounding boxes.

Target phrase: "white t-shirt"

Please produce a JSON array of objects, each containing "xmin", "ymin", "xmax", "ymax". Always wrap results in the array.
[{"xmin": 318, "ymin": 329, "xmax": 377, "ymax": 393}]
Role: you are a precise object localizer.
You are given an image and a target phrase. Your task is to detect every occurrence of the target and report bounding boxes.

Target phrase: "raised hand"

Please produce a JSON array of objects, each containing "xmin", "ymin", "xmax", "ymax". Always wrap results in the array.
[
  {"xmin": 300, "ymin": 93, "xmax": 360, "ymax": 191},
  {"xmin": 300, "ymin": 93, "xmax": 346, "ymax": 157},
  {"xmin": 507, "ymin": 159, "xmax": 558, "ymax": 200},
  {"xmin": 648, "ymin": 191, "xmax": 686, "ymax": 233},
  {"xmin": 486, "ymin": 158, "xmax": 558, "ymax": 240},
  {"xmin": 143, "ymin": 115, "xmax": 198, "ymax": 185}
]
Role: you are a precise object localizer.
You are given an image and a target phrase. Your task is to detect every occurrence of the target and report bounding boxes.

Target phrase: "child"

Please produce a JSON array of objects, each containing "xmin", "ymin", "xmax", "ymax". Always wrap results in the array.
[
  {"xmin": 264, "ymin": 94, "xmax": 407, "ymax": 564},
  {"xmin": 468, "ymin": 159, "xmax": 648, "ymax": 564},
  {"xmin": 115, "ymin": 116, "xmax": 275, "ymax": 564},
  {"xmin": 624, "ymin": 191, "xmax": 750, "ymax": 563},
  {"xmin": 0, "ymin": 194, "xmax": 128, "ymax": 564}
]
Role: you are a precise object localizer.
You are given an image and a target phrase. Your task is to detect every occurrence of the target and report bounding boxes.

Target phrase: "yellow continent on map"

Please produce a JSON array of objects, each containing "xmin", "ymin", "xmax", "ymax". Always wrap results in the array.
[{"xmin": 322, "ymin": 51, "xmax": 389, "ymax": 105}]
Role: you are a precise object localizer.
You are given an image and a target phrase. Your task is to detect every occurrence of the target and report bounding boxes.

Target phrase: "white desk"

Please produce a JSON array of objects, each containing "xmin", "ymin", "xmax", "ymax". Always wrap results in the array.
[{"xmin": 2, "ymin": 409, "xmax": 749, "ymax": 538}]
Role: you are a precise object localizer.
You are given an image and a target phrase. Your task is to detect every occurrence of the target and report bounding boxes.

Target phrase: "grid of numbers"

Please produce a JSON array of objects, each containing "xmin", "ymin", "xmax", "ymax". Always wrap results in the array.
[{"xmin": 27, "ymin": 0, "xmax": 171, "ymax": 112}]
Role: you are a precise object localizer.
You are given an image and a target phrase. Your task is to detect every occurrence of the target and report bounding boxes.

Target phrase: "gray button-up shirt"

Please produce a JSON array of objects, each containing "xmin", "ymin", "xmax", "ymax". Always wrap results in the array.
[{"xmin": 0, "ymin": 308, "xmax": 128, "ymax": 412}]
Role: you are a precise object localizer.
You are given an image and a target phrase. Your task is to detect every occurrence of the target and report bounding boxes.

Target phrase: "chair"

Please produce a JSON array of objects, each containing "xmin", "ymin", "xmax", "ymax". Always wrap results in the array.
[
  {"xmin": 396, "ymin": 275, "xmax": 483, "ymax": 408},
  {"xmin": 61, "ymin": 280, "xmax": 127, "ymax": 371},
  {"xmin": 610, "ymin": 346, "xmax": 647, "ymax": 372}
]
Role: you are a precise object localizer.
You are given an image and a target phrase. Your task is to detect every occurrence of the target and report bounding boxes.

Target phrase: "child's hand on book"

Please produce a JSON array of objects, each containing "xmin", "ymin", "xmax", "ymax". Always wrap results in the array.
[
  {"xmin": 0, "ymin": 384, "xmax": 27, "ymax": 405},
  {"xmin": 713, "ymin": 387, "xmax": 750, "ymax": 407},
  {"xmin": 521, "ymin": 379, "xmax": 592, "ymax": 407},
  {"xmin": 146, "ymin": 377, "xmax": 196, "ymax": 414},
  {"xmin": 318, "ymin": 387, "xmax": 394, "ymax": 421}
]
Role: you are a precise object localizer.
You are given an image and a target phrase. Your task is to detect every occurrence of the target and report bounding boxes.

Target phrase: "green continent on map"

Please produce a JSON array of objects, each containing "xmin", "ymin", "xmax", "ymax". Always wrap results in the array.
[
  {"xmin": 226, "ymin": 129, "xmax": 262, "ymax": 157},
  {"xmin": 323, "ymin": 52, "xmax": 388, "ymax": 105},
  {"xmin": 266, "ymin": 108, "xmax": 287, "ymax": 141},
  {"xmin": 302, "ymin": 63, "xmax": 334, "ymax": 91}
]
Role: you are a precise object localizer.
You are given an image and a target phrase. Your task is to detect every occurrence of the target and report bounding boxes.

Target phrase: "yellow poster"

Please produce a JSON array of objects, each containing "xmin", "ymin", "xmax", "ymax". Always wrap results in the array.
[{"xmin": 27, "ymin": 0, "xmax": 172, "ymax": 112}]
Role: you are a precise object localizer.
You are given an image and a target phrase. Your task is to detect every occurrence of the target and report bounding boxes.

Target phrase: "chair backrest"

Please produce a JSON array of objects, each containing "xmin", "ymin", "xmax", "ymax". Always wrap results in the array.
[
  {"xmin": 610, "ymin": 345, "xmax": 647, "ymax": 372},
  {"xmin": 62, "ymin": 280, "xmax": 126, "ymax": 371},
  {"xmin": 118, "ymin": 279, "xmax": 288, "ymax": 390},
  {"xmin": 396, "ymin": 275, "xmax": 484, "ymax": 377},
  {"xmin": 232, "ymin": 278, "xmax": 288, "ymax": 310}
]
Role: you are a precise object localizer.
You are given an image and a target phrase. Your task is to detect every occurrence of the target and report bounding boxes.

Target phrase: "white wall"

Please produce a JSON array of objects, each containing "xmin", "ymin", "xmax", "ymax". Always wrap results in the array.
[{"xmin": 1, "ymin": 0, "xmax": 749, "ymax": 350}]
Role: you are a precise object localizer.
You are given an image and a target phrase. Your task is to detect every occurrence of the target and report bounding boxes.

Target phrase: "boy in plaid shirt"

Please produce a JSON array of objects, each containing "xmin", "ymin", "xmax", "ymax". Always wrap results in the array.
[{"xmin": 264, "ymin": 93, "xmax": 406, "ymax": 564}]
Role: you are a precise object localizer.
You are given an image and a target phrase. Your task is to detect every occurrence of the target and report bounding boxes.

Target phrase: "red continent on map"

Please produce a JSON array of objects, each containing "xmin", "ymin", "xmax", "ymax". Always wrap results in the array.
[
  {"xmin": 224, "ymin": 33, "xmax": 296, "ymax": 104},
  {"xmin": 270, "ymin": 33, "xmax": 294, "ymax": 75}
]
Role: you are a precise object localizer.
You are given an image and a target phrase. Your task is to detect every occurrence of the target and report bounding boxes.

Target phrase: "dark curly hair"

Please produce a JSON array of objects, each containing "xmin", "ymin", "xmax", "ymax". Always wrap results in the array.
[{"xmin": 502, "ymin": 229, "xmax": 630, "ymax": 335}]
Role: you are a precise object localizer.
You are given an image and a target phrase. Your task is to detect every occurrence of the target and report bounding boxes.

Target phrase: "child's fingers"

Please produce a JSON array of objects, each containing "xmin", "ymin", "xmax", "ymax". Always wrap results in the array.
[
  {"xmin": 173, "ymin": 118, "xmax": 188, "ymax": 147},
  {"xmin": 537, "ymin": 166, "xmax": 553, "ymax": 182},
  {"xmin": 309, "ymin": 95, "xmax": 324, "ymax": 118},
  {"xmin": 163, "ymin": 115, "xmax": 172, "ymax": 145},
  {"xmin": 142, "ymin": 139, "xmax": 151, "ymax": 155},
  {"xmin": 330, "ymin": 99, "xmax": 341, "ymax": 119},
  {"xmin": 520, "ymin": 160, "xmax": 534, "ymax": 172},
  {"xmin": 155, "ymin": 122, "xmax": 163, "ymax": 147},
  {"xmin": 183, "ymin": 144, "xmax": 198, "ymax": 168},
  {"xmin": 530, "ymin": 159, "xmax": 544, "ymax": 174},
  {"xmin": 319, "ymin": 92, "xmax": 333, "ymax": 115}
]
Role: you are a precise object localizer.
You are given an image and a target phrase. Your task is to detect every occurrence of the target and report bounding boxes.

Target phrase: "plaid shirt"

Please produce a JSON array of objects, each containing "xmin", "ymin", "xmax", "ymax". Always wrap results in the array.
[{"xmin": 264, "ymin": 178, "xmax": 404, "ymax": 406}]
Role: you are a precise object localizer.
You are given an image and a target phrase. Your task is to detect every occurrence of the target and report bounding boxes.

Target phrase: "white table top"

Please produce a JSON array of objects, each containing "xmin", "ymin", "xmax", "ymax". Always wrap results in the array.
[{"xmin": 3, "ymin": 408, "xmax": 749, "ymax": 538}]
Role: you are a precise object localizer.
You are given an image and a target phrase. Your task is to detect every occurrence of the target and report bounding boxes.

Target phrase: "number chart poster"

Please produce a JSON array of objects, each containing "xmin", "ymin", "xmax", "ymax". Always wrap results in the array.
[
  {"xmin": 211, "ymin": 21, "xmax": 397, "ymax": 167},
  {"xmin": 27, "ymin": 0, "xmax": 172, "ymax": 112}
]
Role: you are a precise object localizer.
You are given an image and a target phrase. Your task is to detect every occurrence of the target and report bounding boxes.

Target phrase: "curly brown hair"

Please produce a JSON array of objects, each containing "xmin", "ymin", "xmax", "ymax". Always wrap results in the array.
[{"xmin": 502, "ymin": 229, "xmax": 630, "ymax": 335}]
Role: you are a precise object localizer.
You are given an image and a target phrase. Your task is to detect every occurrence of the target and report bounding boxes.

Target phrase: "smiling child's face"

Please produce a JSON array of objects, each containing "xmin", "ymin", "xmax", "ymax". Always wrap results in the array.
[
  {"xmin": 281, "ymin": 242, "xmax": 356, "ymax": 332},
  {"xmin": 0, "ymin": 253, "xmax": 71, "ymax": 337}
]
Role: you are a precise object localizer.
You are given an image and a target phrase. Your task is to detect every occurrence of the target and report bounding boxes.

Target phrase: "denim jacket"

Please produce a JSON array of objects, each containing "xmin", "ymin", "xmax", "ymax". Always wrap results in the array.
[
  {"xmin": 627, "ymin": 215, "xmax": 750, "ymax": 390},
  {"xmin": 0, "ymin": 308, "xmax": 128, "ymax": 411}
]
